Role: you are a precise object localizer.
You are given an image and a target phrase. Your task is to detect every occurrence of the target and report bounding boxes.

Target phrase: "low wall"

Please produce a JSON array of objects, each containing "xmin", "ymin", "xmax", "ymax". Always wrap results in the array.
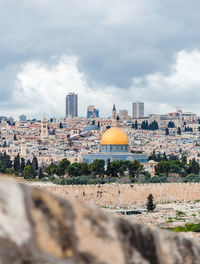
[{"xmin": 33, "ymin": 182, "xmax": 200, "ymax": 207}]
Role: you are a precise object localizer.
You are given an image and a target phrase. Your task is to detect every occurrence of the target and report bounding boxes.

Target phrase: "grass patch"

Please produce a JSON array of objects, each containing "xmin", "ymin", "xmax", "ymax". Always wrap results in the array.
[
  {"xmin": 169, "ymin": 223, "xmax": 200, "ymax": 232},
  {"xmin": 166, "ymin": 217, "xmax": 173, "ymax": 223}
]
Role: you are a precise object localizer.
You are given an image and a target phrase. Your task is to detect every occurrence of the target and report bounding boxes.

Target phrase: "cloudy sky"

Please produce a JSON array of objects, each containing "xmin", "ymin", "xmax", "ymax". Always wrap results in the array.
[{"xmin": 1, "ymin": 0, "xmax": 200, "ymax": 119}]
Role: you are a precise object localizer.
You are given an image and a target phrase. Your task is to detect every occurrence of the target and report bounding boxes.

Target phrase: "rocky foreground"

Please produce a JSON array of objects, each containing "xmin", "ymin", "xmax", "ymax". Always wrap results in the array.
[{"xmin": 0, "ymin": 176, "xmax": 200, "ymax": 264}]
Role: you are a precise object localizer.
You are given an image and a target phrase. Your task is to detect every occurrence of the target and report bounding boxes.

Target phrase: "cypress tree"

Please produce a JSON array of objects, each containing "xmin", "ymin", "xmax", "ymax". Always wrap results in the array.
[
  {"xmin": 20, "ymin": 158, "xmax": 25, "ymax": 173},
  {"xmin": 146, "ymin": 194, "xmax": 156, "ymax": 212},
  {"xmin": 135, "ymin": 120, "xmax": 138, "ymax": 129},
  {"xmin": 32, "ymin": 156, "xmax": 38, "ymax": 174},
  {"xmin": 13, "ymin": 154, "xmax": 20, "ymax": 174},
  {"xmin": 177, "ymin": 127, "xmax": 181, "ymax": 135},
  {"xmin": 38, "ymin": 168, "xmax": 44, "ymax": 179}
]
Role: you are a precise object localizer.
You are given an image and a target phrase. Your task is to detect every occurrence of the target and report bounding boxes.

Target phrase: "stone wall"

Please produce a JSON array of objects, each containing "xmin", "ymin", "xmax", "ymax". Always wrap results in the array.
[
  {"xmin": 33, "ymin": 182, "xmax": 200, "ymax": 207},
  {"xmin": 1, "ymin": 176, "xmax": 200, "ymax": 264}
]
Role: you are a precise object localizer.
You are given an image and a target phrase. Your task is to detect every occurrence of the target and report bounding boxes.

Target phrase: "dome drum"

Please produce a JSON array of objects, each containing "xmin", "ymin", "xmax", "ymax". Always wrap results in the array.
[{"xmin": 101, "ymin": 144, "xmax": 129, "ymax": 153}]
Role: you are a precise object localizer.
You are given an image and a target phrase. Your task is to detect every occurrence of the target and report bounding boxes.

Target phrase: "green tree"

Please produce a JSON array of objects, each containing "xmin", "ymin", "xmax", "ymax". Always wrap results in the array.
[
  {"xmin": 57, "ymin": 158, "xmax": 70, "ymax": 176},
  {"xmin": 20, "ymin": 158, "xmax": 25, "ymax": 173},
  {"xmin": 146, "ymin": 194, "xmax": 156, "ymax": 211},
  {"xmin": 59, "ymin": 122, "xmax": 63, "ymax": 129},
  {"xmin": 149, "ymin": 120, "xmax": 159, "ymax": 130},
  {"xmin": 32, "ymin": 156, "xmax": 38, "ymax": 174},
  {"xmin": 13, "ymin": 154, "xmax": 20, "ymax": 174},
  {"xmin": 165, "ymin": 128, "xmax": 169, "ymax": 136},
  {"xmin": 23, "ymin": 165, "xmax": 35, "ymax": 179},
  {"xmin": 168, "ymin": 121, "xmax": 175, "ymax": 128},
  {"xmin": 45, "ymin": 163, "xmax": 57, "ymax": 175},
  {"xmin": 0, "ymin": 160, "xmax": 5, "ymax": 173},
  {"xmin": 155, "ymin": 161, "xmax": 170, "ymax": 176},
  {"xmin": 89, "ymin": 159, "xmax": 105, "ymax": 176},
  {"xmin": 187, "ymin": 158, "xmax": 199, "ymax": 175},
  {"xmin": 2, "ymin": 152, "xmax": 12, "ymax": 168},
  {"xmin": 38, "ymin": 168, "xmax": 44, "ymax": 179},
  {"xmin": 163, "ymin": 152, "xmax": 168, "ymax": 161},
  {"xmin": 135, "ymin": 120, "xmax": 138, "ymax": 129},
  {"xmin": 81, "ymin": 162, "xmax": 89, "ymax": 175},
  {"xmin": 5, "ymin": 168, "xmax": 15, "ymax": 175},
  {"xmin": 67, "ymin": 163, "xmax": 82, "ymax": 177},
  {"xmin": 26, "ymin": 159, "xmax": 32, "ymax": 166},
  {"xmin": 106, "ymin": 159, "xmax": 112, "ymax": 176},
  {"xmin": 177, "ymin": 127, "xmax": 181, "ymax": 135},
  {"xmin": 13, "ymin": 134, "xmax": 17, "ymax": 141},
  {"xmin": 109, "ymin": 161, "xmax": 123, "ymax": 177}
]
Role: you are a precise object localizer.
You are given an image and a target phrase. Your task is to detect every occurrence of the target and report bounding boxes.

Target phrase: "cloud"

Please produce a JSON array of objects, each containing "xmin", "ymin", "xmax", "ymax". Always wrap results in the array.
[
  {"xmin": 14, "ymin": 55, "xmax": 119, "ymax": 119},
  {"xmin": 130, "ymin": 50, "xmax": 200, "ymax": 114},
  {"xmin": 1, "ymin": 0, "xmax": 200, "ymax": 117}
]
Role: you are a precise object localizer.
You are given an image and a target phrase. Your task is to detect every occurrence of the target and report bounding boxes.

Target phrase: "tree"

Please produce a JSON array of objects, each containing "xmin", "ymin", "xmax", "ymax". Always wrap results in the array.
[
  {"xmin": 135, "ymin": 120, "xmax": 138, "ymax": 129},
  {"xmin": 177, "ymin": 127, "xmax": 181, "ymax": 135},
  {"xmin": 32, "ymin": 156, "xmax": 38, "ymax": 174},
  {"xmin": 146, "ymin": 194, "xmax": 156, "ymax": 211},
  {"xmin": 141, "ymin": 121, "xmax": 148, "ymax": 130},
  {"xmin": 45, "ymin": 163, "xmax": 57, "ymax": 175},
  {"xmin": 23, "ymin": 165, "xmax": 35, "ymax": 179},
  {"xmin": 168, "ymin": 121, "xmax": 175, "ymax": 128},
  {"xmin": 13, "ymin": 154, "xmax": 20, "ymax": 174},
  {"xmin": 187, "ymin": 158, "xmax": 199, "ymax": 175},
  {"xmin": 165, "ymin": 128, "xmax": 169, "ymax": 136},
  {"xmin": 57, "ymin": 158, "xmax": 70, "ymax": 176},
  {"xmin": 81, "ymin": 162, "xmax": 89, "ymax": 176},
  {"xmin": 106, "ymin": 159, "xmax": 112, "ymax": 176},
  {"xmin": 67, "ymin": 163, "xmax": 82, "ymax": 177},
  {"xmin": 59, "ymin": 122, "xmax": 63, "ymax": 129},
  {"xmin": 149, "ymin": 120, "xmax": 159, "ymax": 130},
  {"xmin": 20, "ymin": 158, "xmax": 25, "ymax": 173},
  {"xmin": 89, "ymin": 159, "xmax": 105, "ymax": 176},
  {"xmin": 38, "ymin": 168, "xmax": 44, "ymax": 179},
  {"xmin": 155, "ymin": 161, "xmax": 170, "ymax": 176},
  {"xmin": 163, "ymin": 152, "xmax": 168, "ymax": 161},
  {"xmin": 13, "ymin": 134, "xmax": 17, "ymax": 141}
]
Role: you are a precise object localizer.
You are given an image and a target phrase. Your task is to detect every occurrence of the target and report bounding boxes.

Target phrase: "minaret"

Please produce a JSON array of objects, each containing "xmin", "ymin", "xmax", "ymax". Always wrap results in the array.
[
  {"xmin": 41, "ymin": 116, "xmax": 48, "ymax": 140},
  {"xmin": 112, "ymin": 104, "xmax": 117, "ymax": 127}
]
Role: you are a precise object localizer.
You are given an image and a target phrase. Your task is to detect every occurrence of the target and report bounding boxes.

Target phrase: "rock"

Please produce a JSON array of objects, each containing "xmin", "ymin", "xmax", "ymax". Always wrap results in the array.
[{"xmin": 0, "ymin": 176, "xmax": 199, "ymax": 264}]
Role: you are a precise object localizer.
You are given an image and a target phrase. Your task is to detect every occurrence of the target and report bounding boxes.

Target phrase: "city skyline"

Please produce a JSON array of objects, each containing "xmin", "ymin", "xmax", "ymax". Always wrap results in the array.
[{"xmin": 0, "ymin": 1, "xmax": 200, "ymax": 118}]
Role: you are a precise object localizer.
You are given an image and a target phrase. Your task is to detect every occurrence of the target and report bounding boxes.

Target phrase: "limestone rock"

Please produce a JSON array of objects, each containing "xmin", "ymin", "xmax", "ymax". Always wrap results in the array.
[{"xmin": 0, "ymin": 177, "xmax": 199, "ymax": 264}]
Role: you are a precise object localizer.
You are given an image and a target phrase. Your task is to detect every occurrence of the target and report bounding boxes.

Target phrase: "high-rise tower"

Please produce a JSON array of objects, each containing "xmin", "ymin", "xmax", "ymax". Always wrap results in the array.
[
  {"xmin": 66, "ymin": 93, "xmax": 78, "ymax": 118},
  {"xmin": 132, "ymin": 101, "xmax": 144, "ymax": 118},
  {"xmin": 87, "ymin": 105, "xmax": 99, "ymax": 118}
]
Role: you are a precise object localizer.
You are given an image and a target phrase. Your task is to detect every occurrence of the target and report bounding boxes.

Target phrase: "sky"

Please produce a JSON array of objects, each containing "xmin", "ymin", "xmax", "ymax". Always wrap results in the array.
[{"xmin": 1, "ymin": 0, "xmax": 200, "ymax": 119}]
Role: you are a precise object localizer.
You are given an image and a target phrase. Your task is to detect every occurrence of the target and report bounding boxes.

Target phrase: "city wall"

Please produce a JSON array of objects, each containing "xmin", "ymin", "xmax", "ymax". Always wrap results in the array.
[{"xmin": 33, "ymin": 182, "xmax": 200, "ymax": 207}]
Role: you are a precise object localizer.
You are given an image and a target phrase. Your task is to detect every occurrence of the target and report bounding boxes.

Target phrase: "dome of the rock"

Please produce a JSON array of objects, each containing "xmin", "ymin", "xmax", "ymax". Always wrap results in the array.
[{"xmin": 101, "ymin": 127, "xmax": 128, "ymax": 145}]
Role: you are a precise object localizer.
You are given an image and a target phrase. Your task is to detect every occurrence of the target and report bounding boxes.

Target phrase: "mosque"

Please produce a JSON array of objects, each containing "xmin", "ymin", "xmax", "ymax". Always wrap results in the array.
[{"xmin": 83, "ymin": 105, "xmax": 148, "ymax": 164}]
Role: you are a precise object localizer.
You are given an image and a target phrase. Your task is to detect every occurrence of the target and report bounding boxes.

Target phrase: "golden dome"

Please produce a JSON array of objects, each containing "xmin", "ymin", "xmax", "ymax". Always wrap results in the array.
[{"xmin": 101, "ymin": 127, "xmax": 129, "ymax": 145}]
